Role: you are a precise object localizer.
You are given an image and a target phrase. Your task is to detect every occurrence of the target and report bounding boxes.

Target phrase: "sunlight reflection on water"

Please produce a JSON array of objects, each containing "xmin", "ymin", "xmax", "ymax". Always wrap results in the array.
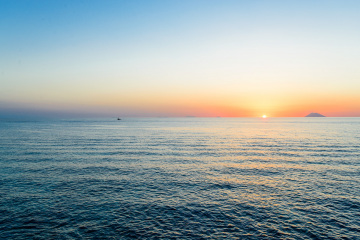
[{"xmin": 0, "ymin": 118, "xmax": 359, "ymax": 239}]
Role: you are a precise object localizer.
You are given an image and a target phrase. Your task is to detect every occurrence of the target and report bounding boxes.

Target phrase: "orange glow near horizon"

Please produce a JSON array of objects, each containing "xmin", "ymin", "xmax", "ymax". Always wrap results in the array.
[{"xmin": 3, "ymin": 89, "xmax": 360, "ymax": 118}]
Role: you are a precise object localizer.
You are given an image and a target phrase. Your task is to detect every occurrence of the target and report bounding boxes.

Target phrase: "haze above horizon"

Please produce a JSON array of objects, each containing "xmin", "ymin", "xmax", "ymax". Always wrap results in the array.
[{"xmin": 1, "ymin": 0, "xmax": 360, "ymax": 118}]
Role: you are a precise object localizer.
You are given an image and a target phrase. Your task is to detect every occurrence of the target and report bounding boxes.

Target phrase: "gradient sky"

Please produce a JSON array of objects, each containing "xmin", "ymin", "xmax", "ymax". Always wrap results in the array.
[{"xmin": 1, "ymin": 0, "xmax": 360, "ymax": 117}]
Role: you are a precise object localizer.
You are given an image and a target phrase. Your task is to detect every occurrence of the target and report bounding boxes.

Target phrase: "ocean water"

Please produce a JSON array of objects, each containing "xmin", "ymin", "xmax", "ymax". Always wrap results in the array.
[{"xmin": 0, "ymin": 117, "xmax": 359, "ymax": 239}]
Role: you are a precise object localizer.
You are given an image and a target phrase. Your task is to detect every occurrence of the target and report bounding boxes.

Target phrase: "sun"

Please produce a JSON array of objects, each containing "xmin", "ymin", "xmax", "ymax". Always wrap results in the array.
[{"xmin": 262, "ymin": 115, "xmax": 267, "ymax": 118}]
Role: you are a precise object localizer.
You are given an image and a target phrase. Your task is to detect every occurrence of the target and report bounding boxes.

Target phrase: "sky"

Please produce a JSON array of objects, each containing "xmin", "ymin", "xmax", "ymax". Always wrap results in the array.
[{"xmin": 1, "ymin": 0, "xmax": 360, "ymax": 118}]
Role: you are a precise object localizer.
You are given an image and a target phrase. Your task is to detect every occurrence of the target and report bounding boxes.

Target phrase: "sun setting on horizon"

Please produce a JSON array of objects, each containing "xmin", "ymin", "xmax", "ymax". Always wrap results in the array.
[
  {"xmin": 262, "ymin": 115, "xmax": 267, "ymax": 119},
  {"xmin": 1, "ymin": 1, "xmax": 360, "ymax": 118}
]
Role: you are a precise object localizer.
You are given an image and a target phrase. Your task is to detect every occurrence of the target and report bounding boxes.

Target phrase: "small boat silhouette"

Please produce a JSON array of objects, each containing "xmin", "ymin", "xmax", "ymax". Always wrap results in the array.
[{"xmin": 117, "ymin": 118, "xmax": 121, "ymax": 120}]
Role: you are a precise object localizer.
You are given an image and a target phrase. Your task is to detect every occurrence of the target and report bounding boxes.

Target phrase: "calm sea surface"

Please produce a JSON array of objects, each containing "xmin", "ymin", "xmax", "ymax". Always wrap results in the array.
[{"xmin": 0, "ymin": 118, "xmax": 359, "ymax": 239}]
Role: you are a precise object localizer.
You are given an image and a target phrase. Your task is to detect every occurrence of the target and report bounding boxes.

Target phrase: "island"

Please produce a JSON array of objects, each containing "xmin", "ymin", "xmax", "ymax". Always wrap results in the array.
[{"xmin": 305, "ymin": 113, "xmax": 326, "ymax": 117}]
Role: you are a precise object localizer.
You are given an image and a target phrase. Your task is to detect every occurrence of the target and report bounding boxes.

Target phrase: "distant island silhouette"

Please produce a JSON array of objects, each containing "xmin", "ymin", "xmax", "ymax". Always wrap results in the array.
[{"xmin": 305, "ymin": 113, "xmax": 326, "ymax": 117}]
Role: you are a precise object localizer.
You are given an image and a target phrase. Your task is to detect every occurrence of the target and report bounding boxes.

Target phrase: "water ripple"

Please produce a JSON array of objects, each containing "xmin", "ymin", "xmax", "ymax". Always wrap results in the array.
[{"xmin": 1, "ymin": 118, "xmax": 359, "ymax": 239}]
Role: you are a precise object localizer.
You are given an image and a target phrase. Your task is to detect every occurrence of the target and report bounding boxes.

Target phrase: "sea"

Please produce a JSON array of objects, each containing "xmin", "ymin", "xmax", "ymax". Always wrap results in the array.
[{"xmin": 0, "ymin": 117, "xmax": 359, "ymax": 239}]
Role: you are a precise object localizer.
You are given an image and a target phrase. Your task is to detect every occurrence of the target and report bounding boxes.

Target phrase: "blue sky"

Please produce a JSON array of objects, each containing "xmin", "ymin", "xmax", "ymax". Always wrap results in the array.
[{"xmin": 1, "ymin": 0, "xmax": 360, "ymax": 117}]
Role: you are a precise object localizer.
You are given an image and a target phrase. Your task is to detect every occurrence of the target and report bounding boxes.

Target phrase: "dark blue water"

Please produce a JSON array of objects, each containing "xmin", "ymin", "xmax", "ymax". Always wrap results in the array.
[{"xmin": 1, "ymin": 118, "xmax": 359, "ymax": 239}]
